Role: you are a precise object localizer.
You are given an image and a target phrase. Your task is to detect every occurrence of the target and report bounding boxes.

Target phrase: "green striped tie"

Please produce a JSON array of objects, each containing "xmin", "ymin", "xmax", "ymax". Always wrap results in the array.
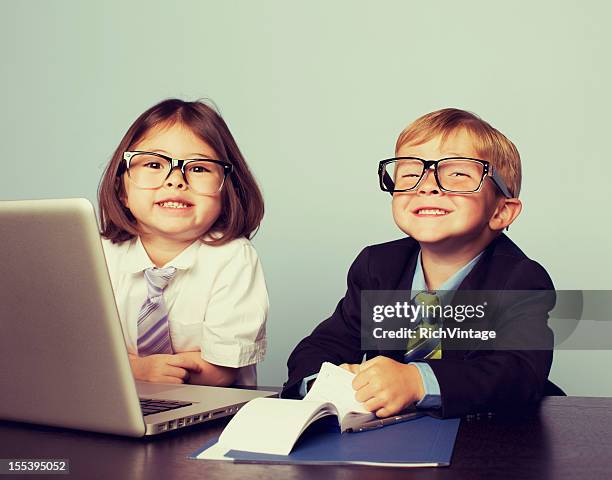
[{"xmin": 404, "ymin": 291, "xmax": 442, "ymax": 361}]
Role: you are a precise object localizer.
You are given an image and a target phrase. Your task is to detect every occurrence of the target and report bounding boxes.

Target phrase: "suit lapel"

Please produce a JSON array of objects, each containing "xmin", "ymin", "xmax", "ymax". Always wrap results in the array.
[{"xmin": 373, "ymin": 241, "xmax": 419, "ymax": 362}]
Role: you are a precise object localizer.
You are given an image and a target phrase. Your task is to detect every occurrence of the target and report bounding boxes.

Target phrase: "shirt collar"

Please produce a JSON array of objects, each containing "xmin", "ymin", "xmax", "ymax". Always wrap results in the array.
[
  {"xmin": 410, "ymin": 249, "xmax": 484, "ymax": 304},
  {"xmin": 120, "ymin": 237, "xmax": 200, "ymax": 273}
]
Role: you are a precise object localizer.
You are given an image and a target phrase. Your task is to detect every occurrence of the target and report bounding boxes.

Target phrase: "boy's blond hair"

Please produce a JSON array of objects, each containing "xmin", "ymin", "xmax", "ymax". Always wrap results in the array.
[{"xmin": 396, "ymin": 108, "xmax": 522, "ymax": 197}]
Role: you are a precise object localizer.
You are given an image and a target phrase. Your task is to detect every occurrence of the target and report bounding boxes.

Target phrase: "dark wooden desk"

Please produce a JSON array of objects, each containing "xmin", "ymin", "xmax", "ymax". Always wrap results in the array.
[{"xmin": 1, "ymin": 396, "xmax": 611, "ymax": 479}]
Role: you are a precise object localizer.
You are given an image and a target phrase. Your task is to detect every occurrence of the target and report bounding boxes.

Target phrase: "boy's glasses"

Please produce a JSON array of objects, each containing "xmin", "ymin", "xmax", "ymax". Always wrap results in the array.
[
  {"xmin": 378, "ymin": 157, "xmax": 513, "ymax": 198},
  {"xmin": 120, "ymin": 151, "xmax": 233, "ymax": 195}
]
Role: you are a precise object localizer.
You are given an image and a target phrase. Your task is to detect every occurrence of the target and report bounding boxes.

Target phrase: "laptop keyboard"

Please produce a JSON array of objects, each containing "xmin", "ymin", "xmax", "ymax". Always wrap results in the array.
[{"xmin": 139, "ymin": 398, "xmax": 193, "ymax": 416}]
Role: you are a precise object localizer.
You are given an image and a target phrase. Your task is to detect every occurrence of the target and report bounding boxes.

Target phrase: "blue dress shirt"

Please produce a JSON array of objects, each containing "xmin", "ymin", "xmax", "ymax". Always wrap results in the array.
[{"xmin": 409, "ymin": 250, "xmax": 484, "ymax": 408}]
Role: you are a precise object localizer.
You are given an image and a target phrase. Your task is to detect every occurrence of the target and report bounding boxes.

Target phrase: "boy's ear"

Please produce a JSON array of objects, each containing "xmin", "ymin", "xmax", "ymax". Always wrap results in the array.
[{"xmin": 489, "ymin": 198, "xmax": 522, "ymax": 232}]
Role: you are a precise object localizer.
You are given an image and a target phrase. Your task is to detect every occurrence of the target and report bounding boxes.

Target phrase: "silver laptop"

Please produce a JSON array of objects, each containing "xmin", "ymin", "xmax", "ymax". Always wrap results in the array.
[{"xmin": 0, "ymin": 198, "xmax": 277, "ymax": 437}]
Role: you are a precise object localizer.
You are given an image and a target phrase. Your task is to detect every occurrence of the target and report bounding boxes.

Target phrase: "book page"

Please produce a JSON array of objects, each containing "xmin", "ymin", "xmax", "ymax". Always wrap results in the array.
[
  {"xmin": 304, "ymin": 362, "xmax": 374, "ymax": 428},
  {"xmin": 216, "ymin": 397, "xmax": 337, "ymax": 456},
  {"xmin": 208, "ymin": 363, "xmax": 374, "ymax": 456}
]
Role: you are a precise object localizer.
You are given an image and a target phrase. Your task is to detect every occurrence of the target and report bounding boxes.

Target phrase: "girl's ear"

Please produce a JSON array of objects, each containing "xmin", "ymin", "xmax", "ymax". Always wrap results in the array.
[
  {"xmin": 489, "ymin": 197, "xmax": 522, "ymax": 232},
  {"xmin": 115, "ymin": 176, "xmax": 129, "ymax": 209}
]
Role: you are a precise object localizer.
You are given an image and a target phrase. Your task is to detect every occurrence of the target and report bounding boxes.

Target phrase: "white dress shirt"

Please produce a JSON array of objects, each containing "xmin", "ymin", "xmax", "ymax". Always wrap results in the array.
[{"xmin": 101, "ymin": 236, "xmax": 268, "ymax": 386}]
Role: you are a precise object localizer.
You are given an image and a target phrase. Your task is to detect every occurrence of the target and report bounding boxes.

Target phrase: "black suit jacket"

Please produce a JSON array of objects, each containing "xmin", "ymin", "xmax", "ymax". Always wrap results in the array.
[{"xmin": 282, "ymin": 234, "xmax": 556, "ymax": 418}]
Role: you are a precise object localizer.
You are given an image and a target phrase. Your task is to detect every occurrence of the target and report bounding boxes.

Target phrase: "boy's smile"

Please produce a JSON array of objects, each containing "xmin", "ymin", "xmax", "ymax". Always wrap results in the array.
[
  {"xmin": 411, "ymin": 205, "xmax": 453, "ymax": 217},
  {"xmin": 392, "ymin": 129, "xmax": 501, "ymax": 251}
]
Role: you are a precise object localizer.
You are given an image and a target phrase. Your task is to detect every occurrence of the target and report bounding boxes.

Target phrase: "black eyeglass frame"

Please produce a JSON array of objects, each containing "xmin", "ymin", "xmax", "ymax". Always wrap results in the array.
[
  {"xmin": 378, "ymin": 157, "xmax": 513, "ymax": 198},
  {"xmin": 120, "ymin": 151, "xmax": 233, "ymax": 194}
]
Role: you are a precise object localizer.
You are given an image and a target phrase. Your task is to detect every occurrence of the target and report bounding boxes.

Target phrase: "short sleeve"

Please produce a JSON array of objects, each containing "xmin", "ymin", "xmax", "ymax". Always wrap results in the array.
[{"xmin": 200, "ymin": 241, "xmax": 268, "ymax": 368}]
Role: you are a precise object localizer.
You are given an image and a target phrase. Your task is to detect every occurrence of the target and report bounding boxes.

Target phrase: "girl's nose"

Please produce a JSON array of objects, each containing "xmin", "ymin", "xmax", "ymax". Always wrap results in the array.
[{"xmin": 164, "ymin": 168, "xmax": 187, "ymax": 190}]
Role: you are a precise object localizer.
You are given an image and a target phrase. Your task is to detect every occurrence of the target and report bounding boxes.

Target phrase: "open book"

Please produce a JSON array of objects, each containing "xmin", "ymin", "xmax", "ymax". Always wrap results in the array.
[{"xmin": 210, "ymin": 362, "xmax": 375, "ymax": 456}]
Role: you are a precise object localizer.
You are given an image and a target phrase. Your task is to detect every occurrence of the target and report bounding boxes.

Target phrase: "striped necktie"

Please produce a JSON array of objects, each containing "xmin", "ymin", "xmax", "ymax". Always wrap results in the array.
[
  {"xmin": 404, "ymin": 291, "xmax": 443, "ymax": 362},
  {"xmin": 137, "ymin": 266, "xmax": 177, "ymax": 356}
]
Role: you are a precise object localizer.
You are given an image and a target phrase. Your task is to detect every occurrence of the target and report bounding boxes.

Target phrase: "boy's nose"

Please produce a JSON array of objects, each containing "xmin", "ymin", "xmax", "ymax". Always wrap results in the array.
[
  {"xmin": 417, "ymin": 170, "xmax": 440, "ymax": 195},
  {"xmin": 164, "ymin": 168, "xmax": 187, "ymax": 190}
]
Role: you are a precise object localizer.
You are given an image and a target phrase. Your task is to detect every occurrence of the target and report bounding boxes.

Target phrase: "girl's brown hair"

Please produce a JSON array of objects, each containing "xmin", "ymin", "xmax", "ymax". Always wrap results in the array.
[{"xmin": 98, "ymin": 99, "xmax": 264, "ymax": 245}]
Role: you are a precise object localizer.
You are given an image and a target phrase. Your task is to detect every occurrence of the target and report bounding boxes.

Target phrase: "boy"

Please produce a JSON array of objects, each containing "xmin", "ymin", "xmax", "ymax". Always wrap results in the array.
[{"xmin": 282, "ymin": 108, "xmax": 557, "ymax": 418}]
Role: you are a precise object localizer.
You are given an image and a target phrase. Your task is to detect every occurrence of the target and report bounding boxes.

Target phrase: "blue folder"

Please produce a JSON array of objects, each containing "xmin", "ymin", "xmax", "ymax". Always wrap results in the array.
[{"xmin": 192, "ymin": 415, "xmax": 460, "ymax": 467}]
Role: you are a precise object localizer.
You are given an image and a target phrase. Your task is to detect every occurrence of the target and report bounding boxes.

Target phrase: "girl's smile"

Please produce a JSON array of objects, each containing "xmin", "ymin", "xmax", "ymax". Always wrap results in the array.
[{"xmin": 155, "ymin": 197, "xmax": 195, "ymax": 211}]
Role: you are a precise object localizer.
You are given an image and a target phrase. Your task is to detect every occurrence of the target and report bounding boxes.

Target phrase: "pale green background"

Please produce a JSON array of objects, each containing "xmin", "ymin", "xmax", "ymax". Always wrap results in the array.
[{"xmin": 1, "ymin": 1, "xmax": 611, "ymax": 394}]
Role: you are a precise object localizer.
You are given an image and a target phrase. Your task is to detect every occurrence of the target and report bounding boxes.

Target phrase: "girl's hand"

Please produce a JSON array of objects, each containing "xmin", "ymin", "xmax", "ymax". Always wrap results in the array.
[
  {"xmin": 128, "ymin": 353, "xmax": 202, "ymax": 384},
  {"xmin": 351, "ymin": 356, "xmax": 425, "ymax": 418},
  {"xmin": 173, "ymin": 351, "xmax": 239, "ymax": 386}
]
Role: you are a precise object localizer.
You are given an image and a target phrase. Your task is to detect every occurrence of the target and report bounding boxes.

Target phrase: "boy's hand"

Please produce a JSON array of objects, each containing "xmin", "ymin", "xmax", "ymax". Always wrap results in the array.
[
  {"xmin": 351, "ymin": 356, "xmax": 426, "ymax": 418},
  {"xmin": 128, "ymin": 353, "xmax": 202, "ymax": 384},
  {"xmin": 339, "ymin": 363, "xmax": 360, "ymax": 374}
]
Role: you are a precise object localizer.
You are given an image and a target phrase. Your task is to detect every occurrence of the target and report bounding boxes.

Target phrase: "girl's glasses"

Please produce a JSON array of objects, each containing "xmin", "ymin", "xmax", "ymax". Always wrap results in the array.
[
  {"xmin": 120, "ymin": 151, "xmax": 233, "ymax": 195},
  {"xmin": 378, "ymin": 157, "xmax": 513, "ymax": 198}
]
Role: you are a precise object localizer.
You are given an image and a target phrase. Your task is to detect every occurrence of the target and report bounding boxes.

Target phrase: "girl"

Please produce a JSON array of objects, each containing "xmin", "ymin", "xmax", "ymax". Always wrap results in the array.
[{"xmin": 98, "ymin": 98, "xmax": 267, "ymax": 387}]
